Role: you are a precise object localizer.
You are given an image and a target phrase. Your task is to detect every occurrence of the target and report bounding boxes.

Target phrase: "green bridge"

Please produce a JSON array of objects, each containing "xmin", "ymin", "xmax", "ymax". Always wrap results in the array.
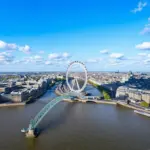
[{"xmin": 23, "ymin": 92, "xmax": 81, "ymax": 137}]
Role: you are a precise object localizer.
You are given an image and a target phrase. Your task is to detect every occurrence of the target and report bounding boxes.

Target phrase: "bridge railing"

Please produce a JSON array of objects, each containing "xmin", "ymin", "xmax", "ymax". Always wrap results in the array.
[
  {"xmin": 29, "ymin": 94, "xmax": 71, "ymax": 130},
  {"xmin": 27, "ymin": 92, "xmax": 84, "ymax": 130}
]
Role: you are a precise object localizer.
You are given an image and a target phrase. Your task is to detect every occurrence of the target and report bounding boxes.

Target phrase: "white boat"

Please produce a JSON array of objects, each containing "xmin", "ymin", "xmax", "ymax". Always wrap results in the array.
[
  {"xmin": 134, "ymin": 110, "xmax": 150, "ymax": 117},
  {"xmin": 21, "ymin": 128, "xmax": 26, "ymax": 133}
]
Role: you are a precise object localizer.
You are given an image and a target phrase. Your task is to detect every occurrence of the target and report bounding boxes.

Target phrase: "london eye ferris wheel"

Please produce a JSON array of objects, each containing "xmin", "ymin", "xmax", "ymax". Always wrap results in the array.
[{"xmin": 66, "ymin": 61, "xmax": 88, "ymax": 93}]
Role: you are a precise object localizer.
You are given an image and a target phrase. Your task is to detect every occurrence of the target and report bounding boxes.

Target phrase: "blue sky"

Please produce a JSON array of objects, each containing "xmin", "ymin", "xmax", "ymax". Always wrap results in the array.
[{"xmin": 0, "ymin": 0, "xmax": 150, "ymax": 72}]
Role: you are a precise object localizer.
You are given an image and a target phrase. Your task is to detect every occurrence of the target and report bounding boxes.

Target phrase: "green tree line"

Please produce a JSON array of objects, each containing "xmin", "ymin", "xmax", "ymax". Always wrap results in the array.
[{"xmin": 88, "ymin": 80, "xmax": 111, "ymax": 100}]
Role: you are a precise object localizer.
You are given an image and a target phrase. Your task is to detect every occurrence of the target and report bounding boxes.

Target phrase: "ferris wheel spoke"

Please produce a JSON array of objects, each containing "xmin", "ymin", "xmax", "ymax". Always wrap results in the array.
[
  {"xmin": 75, "ymin": 78, "xmax": 80, "ymax": 90},
  {"xmin": 72, "ymin": 79, "xmax": 75, "ymax": 89}
]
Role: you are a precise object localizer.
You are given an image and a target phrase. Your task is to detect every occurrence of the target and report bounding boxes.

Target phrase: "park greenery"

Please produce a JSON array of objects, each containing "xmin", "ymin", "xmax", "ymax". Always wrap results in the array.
[
  {"xmin": 140, "ymin": 101, "xmax": 149, "ymax": 108},
  {"xmin": 88, "ymin": 80, "xmax": 111, "ymax": 100},
  {"xmin": 55, "ymin": 77, "xmax": 66, "ymax": 82}
]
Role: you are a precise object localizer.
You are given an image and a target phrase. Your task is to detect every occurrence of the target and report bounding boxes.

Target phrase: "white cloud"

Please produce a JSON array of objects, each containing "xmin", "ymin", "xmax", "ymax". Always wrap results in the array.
[
  {"xmin": 18, "ymin": 45, "xmax": 31, "ymax": 54},
  {"xmin": 22, "ymin": 55, "xmax": 43, "ymax": 64},
  {"xmin": 12, "ymin": 52, "xmax": 71, "ymax": 66},
  {"xmin": 62, "ymin": 52, "xmax": 70, "ymax": 58},
  {"xmin": 140, "ymin": 18, "xmax": 150, "ymax": 35},
  {"xmin": 0, "ymin": 40, "xmax": 31, "ymax": 54},
  {"xmin": 138, "ymin": 53, "xmax": 147, "ymax": 56},
  {"xmin": 48, "ymin": 53, "xmax": 60, "ymax": 59},
  {"xmin": 45, "ymin": 61, "xmax": 53, "ymax": 65},
  {"xmin": 48, "ymin": 52, "xmax": 71, "ymax": 61},
  {"xmin": 34, "ymin": 55, "xmax": 42, "ymax": 60},
  {"xmin": 0, "ymin": 52, "xmax": 14, "ymax": 64},
  {"xmin": 100, "ymin": 49, "xmax": 109, "ymax": 54},
  {"xmin": 0, "ymin": 40, "xmax": 17, "ymax": 50},
  {"xmin": 7, "ymin": 43, "xmax": 17, "ymax": 50},
  {"xmin": 109, "ymin": 53, "xmax": 124, "ymax": 59},
  {"xmin": 136, "ymin": 42, "xmax": 150, "ymax": 50},
  {"xmin": 140, "ymin": 27, "xmax": 150, "ymax": 35},
  {"xmin": 144, "ymin": 59, "xmax": 150, "ymax": 65},
  {"xmin": 46, "ymin": 52, "xmax": 71, "ymax": 66},
  {"xmin": 131, "ymin": 1, "xmax": 147, "ymax": 13},
  {"xmin": 0, "ymin": 41, "xmax": 7, "ymax": 49}
]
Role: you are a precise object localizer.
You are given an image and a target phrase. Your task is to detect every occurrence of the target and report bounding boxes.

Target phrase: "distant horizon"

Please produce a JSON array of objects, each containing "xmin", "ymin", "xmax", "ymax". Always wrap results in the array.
[{"xmin": 0, "ymin": 70, "xmax": 149, "ymax": 73}]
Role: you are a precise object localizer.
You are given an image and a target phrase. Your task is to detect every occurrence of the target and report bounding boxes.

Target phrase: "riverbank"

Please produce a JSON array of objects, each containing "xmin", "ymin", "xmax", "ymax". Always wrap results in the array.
[
  {"xmin": 88, "ymin": 80, "xmax": 111, "ymax": 100},
  {"xmin": 63, "ymin": 98, "xmax": 116, "ymax": 104},
  {"xmin": 55, "ymin": 81, "xmax": 150, "ymax": 114},
  {"xmin": 117, "ymin": 101, "xmax": 150, "ymax": 114},
  {"xmin": 56, "ymin": 82, "xmax": 116, "ymax": 104},
  {"xmin": 25, "ymin": 82, "xmax": 58, "ymax": 104},
  {"xmin": 63, "ymin": 97, "xmax": 150, "ymax": 115},
  {"xmin": 0, "ymin": 102, "xmax": 25, "ymax": 108}
]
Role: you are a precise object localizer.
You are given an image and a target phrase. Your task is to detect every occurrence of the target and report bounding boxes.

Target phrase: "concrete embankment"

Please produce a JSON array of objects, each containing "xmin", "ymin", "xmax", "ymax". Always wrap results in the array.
[
  {"xmin": 55, "ymin": 88, "xmax": 63, "ymax": 96},
  {"xmin": 77, "ymin": 99, "xmax": 116, "ymax": 104},
  {"xmin": 63, "ymin": 99, "xmax": 74, "ymax": 102},
  {"xmin": 63, "ymin": 98, "xmax": 117, "ymax": 105},
  {"xmin": 117, "ymin": 101, "xmax": 150, "ymax": 113},
  {"xmin": 0, "ymin": 102, "xmax": 25, "ymax": 108}
]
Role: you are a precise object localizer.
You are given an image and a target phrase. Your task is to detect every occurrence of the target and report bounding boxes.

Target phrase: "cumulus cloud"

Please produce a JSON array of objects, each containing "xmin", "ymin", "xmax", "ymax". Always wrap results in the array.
[
  {"xmin": 12, "ymin": 52, "xmax": 71, "ymax": 66},
  {"xmin": 131, "ymin": 1, "xmax": 147, "ymax": 13},
  {"xmin": 23, "ymin": 55, "xmax": 43, "ymax": 64},
  {"xmin": 45, "ymin": 61, "xmax": 53, "ymax": 65},
  {"xmin": 0, "ymin": 41, "xmax": 6, "ymax": 49},
  {"xmin": 144, "ymin": 59, "xmax": 150, "ymax": 65},
  {"xmin": 48, "ymin": 52, "xmax": 71, "ymax": 61},
  {"xmin": 0, "ymin": 40, "xmax": 31, "ymax": 54},
  {"xmin": 136, "ymin": 42, "xmax": 150, "ymax": 50},
  {"xmin": 12, "ymin": 60, "xmax": 24, "ymax": 64},
  {"xmin": 0, "ymin": 40, "xmax": 17, "ymax": 50},
  {"xmin": 100, "ymin": 49, "xmax": 109, "ymax": 54},
  {"xmin": 18, "ymin": 45, "xmax": 31, "ymax": 54},
  {"xmin": 0, "ymin": 52, "xmax": 14, "ymax": 64},
  {"xmin": 140, "ymin": 27, "xmax": 150, "ymax": 35},
  {"xmin": 48, "ymin": 53, "xmax": 59, "ymax": 59},
  {"xmin": 109, "ymin": 53, "xmax": 124, "ymax": 59}
]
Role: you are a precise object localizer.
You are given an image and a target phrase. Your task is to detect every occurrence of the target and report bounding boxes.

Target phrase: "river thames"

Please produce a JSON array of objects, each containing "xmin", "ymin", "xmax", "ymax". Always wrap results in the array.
[{"xmin": 0, "ymin": 85, "xmax": 150, "ymax": 150}]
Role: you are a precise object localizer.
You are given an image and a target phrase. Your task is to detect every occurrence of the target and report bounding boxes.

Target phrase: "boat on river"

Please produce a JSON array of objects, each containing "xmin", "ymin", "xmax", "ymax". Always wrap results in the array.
[
  {"xmin": 134, "ymin": 110, "xmax": 150, "ymax": 117},
  {"xmin": 21, "ymin": 128, "xmax": 26, "ymax": 133}
]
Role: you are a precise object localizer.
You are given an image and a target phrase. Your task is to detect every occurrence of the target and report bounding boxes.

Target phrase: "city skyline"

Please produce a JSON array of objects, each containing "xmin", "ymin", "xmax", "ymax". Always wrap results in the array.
[{"xmin": 0, "ymin": 0, "xmax": 150, "ymax": 71}]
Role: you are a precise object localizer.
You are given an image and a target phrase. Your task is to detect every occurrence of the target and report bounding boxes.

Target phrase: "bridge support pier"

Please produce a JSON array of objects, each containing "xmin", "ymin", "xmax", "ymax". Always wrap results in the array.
[{"xmin": 25, "ymin": 129, "xmax": 35, "ymax": 138}]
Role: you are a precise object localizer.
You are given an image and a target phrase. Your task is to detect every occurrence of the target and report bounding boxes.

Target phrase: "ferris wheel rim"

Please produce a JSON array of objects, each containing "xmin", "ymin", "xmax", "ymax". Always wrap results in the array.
[{"xmin": 66, "ymin": 61, "xmax": 87, "ymax": 93}]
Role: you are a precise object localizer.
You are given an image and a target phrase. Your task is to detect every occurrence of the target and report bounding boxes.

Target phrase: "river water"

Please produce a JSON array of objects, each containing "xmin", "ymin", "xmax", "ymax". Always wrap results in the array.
[{"xmin": 0, "ymin": 85, "xmax": 150, "ymax": 150}]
